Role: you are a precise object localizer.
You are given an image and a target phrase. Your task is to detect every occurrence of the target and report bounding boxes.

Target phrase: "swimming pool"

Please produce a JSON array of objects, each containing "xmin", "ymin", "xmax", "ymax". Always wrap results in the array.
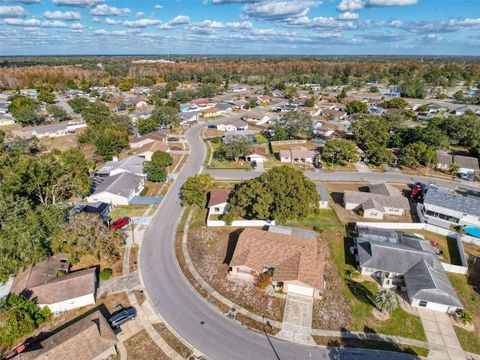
[{"xmin": 464, "ymin": 225, "xmax": 480, "ymax": 238}]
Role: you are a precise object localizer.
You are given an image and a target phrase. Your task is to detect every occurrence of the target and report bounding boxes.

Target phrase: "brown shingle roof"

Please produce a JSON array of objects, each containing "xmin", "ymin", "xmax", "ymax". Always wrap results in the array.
[
  {"xmin": 279, "ymin": 146, "xmax": 315, "ymax": 160},
  {"xmin": 18, "ymin": 310, "xmax": 117, "ymax": 360},
  {"xmin": 129, "ymin": 131, "xmax": 166, "ymax": 144},
  {"xmin": 11, "ymin": 258, "xmax": 96, "ymax": 305},
  {"xmin": 135, "ymin": 140, "xmax": 169, "ymax": 154},
  {"xmin": 208, "ymin": 189, "xmax": 232, "ymax": 207},
  {"xmin": 248, "ymin": 147, "xmax": 266, "ymax": 157},
  {"xmin": 230, "ymin": 228, "xmax": 324, "ymax": 289}
]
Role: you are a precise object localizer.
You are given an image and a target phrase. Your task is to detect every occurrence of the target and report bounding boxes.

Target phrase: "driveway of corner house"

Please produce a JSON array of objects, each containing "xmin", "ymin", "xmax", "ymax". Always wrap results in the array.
[{"xmin": 139, "ymin": 114, "xmax": 418, "ymax": 360}]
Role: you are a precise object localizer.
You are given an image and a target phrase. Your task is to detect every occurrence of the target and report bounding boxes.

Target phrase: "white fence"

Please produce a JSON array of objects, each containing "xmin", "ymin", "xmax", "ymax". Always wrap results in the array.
[
  {"xmin": 356, "ymin": 222, "xmax": 468, "ymax": 274},
  {"xmin": 207, "ymin": 219, "xmax": 275, "ymax": 227},
  {"xmin": 270, "ymin": 139, "xmax": 307, "ymax": 146},
  {"xmin": 461, "ymin": 234, "xmax": 480, "ymax": 247}
]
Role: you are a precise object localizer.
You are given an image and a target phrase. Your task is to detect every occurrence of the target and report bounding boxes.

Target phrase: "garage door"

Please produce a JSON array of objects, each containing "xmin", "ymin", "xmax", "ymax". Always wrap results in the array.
[
  {"xmin": 425, "ymin": 302, "xmax": 449, "ymax": 313},
  {"xmin": 287, "ymin": 284, "xmax": 314, "ymax": 297}
]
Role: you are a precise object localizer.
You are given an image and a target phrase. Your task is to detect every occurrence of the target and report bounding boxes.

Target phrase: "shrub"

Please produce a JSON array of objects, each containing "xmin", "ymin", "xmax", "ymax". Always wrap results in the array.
[
  {"xmin": 99, "ymin": 268, "xmax": 112, "ymax": 281},
  {"xmin": 455, "ymin": 309, "xmax": 473, "ymax": 325},
  {"xmin": 255, "ymin": 272, "xmax": 272, "ymax": 290}
]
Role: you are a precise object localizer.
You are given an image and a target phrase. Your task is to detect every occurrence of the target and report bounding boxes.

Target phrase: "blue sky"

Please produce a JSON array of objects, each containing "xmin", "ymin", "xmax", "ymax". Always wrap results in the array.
[{"xmin": 0, "ymin": 0, "xmax": 479, "ymax": 55}]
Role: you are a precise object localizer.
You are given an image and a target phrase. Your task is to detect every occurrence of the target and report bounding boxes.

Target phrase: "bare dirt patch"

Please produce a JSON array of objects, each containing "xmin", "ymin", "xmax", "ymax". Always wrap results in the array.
[
  {"xmin": 71, "ymin": 253, "xmax": 123, "ymax": 277},
  {"xmin": 152, "ymin": 323, "xmax": 193, "ymax": 358},
  {"xmin": 124, "ymin": 329, "xmax": 170, "ymax": 360},
  {"xmin": 188, "ymin": 227, "xmax": 286, "ymax": 321}
]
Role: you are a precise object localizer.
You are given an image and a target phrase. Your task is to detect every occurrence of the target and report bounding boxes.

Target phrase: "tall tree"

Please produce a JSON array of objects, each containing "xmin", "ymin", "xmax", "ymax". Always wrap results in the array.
[
  {"xmin": 216, "ymin": 135, "xmax": 251, "ymax": 162},
  {"xmin": 271, "ymin": 110, "xmax": 313, "ymax": 140},
  {"xmin": 180, "ymin": 174, "xmax": 213, "ymax": 206}
]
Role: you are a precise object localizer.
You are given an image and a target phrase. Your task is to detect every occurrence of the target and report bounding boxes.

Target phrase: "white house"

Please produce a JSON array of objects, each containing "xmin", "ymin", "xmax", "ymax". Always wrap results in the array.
[
  {"xmin": 31, "ymin": 122, "xmax": 87, "ymax": 138},
  {"xmin": 96, "ymin": 155, "xmax": 145, "ymax": 177},
  {"xmin": 422, "ymin": 187, "xmax": 480, "ymax": 229},
  {"xmin": 279, "ymin": 146, "xmax": 315, "ymax": 164},
  {"xmin": 10, "ymin": 254, "xmax": 96, "ymax": 315},
  {"xmin": 245, "ymin": 147, "xmax": 267, "ymax": 165},
  {"xmin": 180, "ymin": 110, "xmax": 200, "ymax": 125},
  {"xmin": 88, "ymin": 172, "xmax": 144, "ymax": 206},
  {"xmin": 355, "ymin": 226, "xmax": 463, "ymax": 314},
  {"xmin": 208, "ymin": 189, "xmax": 231, "ymax": 216},
  {"xmin": 436, "ymin": 151, "xmax": 479, "ymax": 175},
  {"xmin": 343, "ymin": 183, "xmax": 410, "ymax": 219},
  {"xmin": 215, "ymin": 119, "xmax": 249, "ymax": 132}
]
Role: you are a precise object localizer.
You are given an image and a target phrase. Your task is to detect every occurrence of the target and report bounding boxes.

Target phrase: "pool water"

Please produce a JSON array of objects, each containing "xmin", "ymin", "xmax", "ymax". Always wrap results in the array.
[{"xmin": 464, "ymin": 225, "xmax": 480, "ymax": 238}]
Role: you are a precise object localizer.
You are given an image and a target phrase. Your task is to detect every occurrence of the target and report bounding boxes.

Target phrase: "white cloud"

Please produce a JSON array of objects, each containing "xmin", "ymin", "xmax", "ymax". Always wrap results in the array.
[
  {"xmin": 159, "ymin": 14, "xmax": 190, "ymax": 29},
  {"xmin": 154, "ymin": 4, "xmax": 163, "ymax": 9},
  {"xmin": 104, "ymin": 17, "xmax": 119, "ymax": 25},
  {"xmin": 2, "ymin": 17, "xmax": 39, "ymax": 25},
  {"xmin": 43, "ymin": 10, "xmax": 81, "ymax": 20},
  {"xmin": 0, "ymin": 5, "xmax": 26, "ymax": 17},
  {"xmin": 2, "ymin": 17, "xmax": 82, "ymax": 28},
  {"xmin": 212, "ymin": 0, "xmax": 261, "ymax": 3},
  {"xmin": 337, "ymin": 11, "xmax": 359, "ymax": 20},
  {"xmin": 123, "ymin": 18, "xmax": 161, "ymax": 27},
  {"xmin": 336, "ymin": 0, "xmax": 364, "ymax": 12},
  {"xmin": 52, "ymin": 0, "xmax": 104, "ymax": 7},
  {"xmin": 136, "ymin": 11, "xmax": 144, "ymax": 17},
  {"xmin": 94, "ymin": 28, "xmax": 141, "ymax": 36},
  {"xmin": 91, "ymin": 4, "xmax": 131, "ymax": 16},
  {"xmin": 244, "ymin": 0, "xmax": 320, "ymax": 21},
  {"xmin": 366, "ymin": 0, "xmax": 417, "ymax": 6}
]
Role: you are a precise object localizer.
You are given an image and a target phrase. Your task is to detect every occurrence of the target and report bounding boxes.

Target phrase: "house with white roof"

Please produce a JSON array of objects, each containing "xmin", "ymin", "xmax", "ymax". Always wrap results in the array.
[
  {"xmin": 95, "ymin": 155, "xmax": 145, "ymax": 178},
  {"xmin": 88, "ymin": 172, "xmax": 144, "ymax": 206}
]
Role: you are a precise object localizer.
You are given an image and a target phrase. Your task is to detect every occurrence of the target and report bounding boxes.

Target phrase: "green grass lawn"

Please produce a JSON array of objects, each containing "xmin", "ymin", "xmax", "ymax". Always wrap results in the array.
[
  {"xmin": 282, "ymin": 209, "xmax": 343, "ymax": 229},
  {"xmin": 449, "ymin": 273, "xmax": 480, "ymax": 354},
  {"xmin": 320, "ymin": 159, "xmax": 357, "ymax": 172},
  {"xmin": 209, "ymin": 159, "xmax": 252, "ymax": 169},
  {"xmin": 255, "ymin": 133, "xmax": 269, "ymax": 143},
  {"xmin": 109, "ymin": 205, "xmax": 150, "ymax": 220}
]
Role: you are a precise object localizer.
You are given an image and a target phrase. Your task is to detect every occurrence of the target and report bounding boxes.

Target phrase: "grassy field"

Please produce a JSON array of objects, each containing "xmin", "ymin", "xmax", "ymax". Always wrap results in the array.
[
  {"xmin": 320, "ymin": 159, "xmax": 357, "ymax": 172},
  {"xmin": 282, "ymin": 209, "xmax": 343, "ymax": 229},
  {"xmin": 209, "ymin": 159, "xmax": 251, "ymax": 169},
  {"xmin": 109, "ymin": 205, "xmax": 150, "ymax": 219}
]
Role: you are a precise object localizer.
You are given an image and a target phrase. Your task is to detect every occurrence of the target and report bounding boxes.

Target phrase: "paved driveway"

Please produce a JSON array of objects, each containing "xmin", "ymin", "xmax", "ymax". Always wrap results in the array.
[
  {"xmin": 418, "ymin": 309, "xmax": 465, "ymax": 360},
  {"xmin": 277, "ymin": 294, "xmax": 315, "ymax": 345}
]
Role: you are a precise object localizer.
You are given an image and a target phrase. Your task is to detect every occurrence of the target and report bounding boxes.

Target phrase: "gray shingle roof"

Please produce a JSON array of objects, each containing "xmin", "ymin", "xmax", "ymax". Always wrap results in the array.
[
  {"xmin": 356, "ymin": 226, "xmax": 462, "ymax": 308},
  {"xmin": 268, "ymin": 225, "xmax": 317, "ymax": 240},
  {"xmin": 96, "ymin": 155, "xmax": 145, "ymax": 176},
  {"xmin": 424, "ymin": 187, "xmax": 480, "ymax": 217},
  {"xmin": 93, "ymin": 172, "xmax": 143, "ymax": 199},
  {"xmin": 316, "ymin": 183, "xmax": 329, "ymax": 202}
]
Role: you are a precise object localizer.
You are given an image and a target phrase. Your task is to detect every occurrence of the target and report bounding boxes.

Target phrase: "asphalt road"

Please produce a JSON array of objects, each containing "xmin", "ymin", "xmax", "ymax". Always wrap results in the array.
[
  {"xmin": 139, "ymin": 120, "xmax": 418, "ymax": 360},
  {"xmin": 205, "ymin": 168, "xmax": 480, "ymax": 192}
]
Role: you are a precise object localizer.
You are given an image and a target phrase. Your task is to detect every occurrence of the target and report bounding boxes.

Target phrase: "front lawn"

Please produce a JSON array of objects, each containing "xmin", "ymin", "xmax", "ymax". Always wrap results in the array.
[
  {"xmin": 109, "ymin": 205, "xmax": 150, "ymax": 220},
  {"xmin": 449, "ymin": 266, "xmax": 480, "ymax": 354},
  {"xmin": 209, "ymin": 159, "xmax": 251, "ymax": 169},
  {"xmin": 282, "ymin": 209, "xmax": 343, "ymax": 230}
]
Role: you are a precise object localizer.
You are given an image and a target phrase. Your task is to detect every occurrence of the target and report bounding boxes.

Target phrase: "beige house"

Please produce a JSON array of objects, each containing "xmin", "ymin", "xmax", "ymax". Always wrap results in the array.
[
  {"xmin": 245, "ymin": 147, "xmax": 267, "ymax": 164},
  {"xmin": 229, "ymin": 226, "xmax": 325, "ymax": 298},
  {"xmin": 129, "ymin": 131, "xmax": 167, "ymax": 149},
  {"xmin": 17, "ymin": 310, "xmax": 118, "ymax": 360},
  {"xmin": 11, "ymin": 254, "xmax": 96, "ymax": 315},
  {"xmin": 343, "ymin": 183, "xmax": 410, "ymax": 219},
  {"xmin": 135, "ymin": 141, "xmax": 170, "ymax": 161},
  {"xmin": 279, "ymin": 146, "xmax": 315, "ymax": 164}
]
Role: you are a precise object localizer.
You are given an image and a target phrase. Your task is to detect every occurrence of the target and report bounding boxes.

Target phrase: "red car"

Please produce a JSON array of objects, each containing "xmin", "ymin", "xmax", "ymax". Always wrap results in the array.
[{"xmin": 110, "ymin": 217, "xmax": 130, "ymax": 229}]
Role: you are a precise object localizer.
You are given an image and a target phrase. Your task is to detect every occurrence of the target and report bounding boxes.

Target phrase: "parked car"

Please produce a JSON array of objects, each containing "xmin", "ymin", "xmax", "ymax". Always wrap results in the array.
[
  {"xmin": 411, "ymin": 182, "xmax": 425, "ymax": 199},
  {"xmin": 460, "ymin": 173, "xmax": 476, "ymax": 182},
  {"xmin": 108, "ymin": 307, "xmax": 136, "ymax": 328},
  {"xmin": 110, "ymin": 217, "xmax": 130, "ymax": 229}
]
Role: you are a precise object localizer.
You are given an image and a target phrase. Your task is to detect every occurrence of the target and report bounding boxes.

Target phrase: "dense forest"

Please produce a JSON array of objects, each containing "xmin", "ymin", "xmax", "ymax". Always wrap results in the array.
[{"xmin": 1, "ymin": 56, "xmax": 479, "ymax": 90}]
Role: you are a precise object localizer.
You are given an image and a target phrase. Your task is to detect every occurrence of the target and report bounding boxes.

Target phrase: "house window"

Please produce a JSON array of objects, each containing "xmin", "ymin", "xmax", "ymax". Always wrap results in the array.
[
  {"xmin": 419, "ymin": 301, "xmax": 428, "ymax": 307},
  {"xmin": 214, "ymin": 207, "xmax": 220, "ymax": 212}
]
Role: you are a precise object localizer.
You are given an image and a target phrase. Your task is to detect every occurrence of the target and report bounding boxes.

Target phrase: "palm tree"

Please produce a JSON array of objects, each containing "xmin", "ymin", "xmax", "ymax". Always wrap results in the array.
[
  {"xmin": 447, "ymin": 162, "xmax": 461, "ymax": 176},
  {"xmin": 374, "ymin": 290, "xmax": 398, "ymax": 314}
]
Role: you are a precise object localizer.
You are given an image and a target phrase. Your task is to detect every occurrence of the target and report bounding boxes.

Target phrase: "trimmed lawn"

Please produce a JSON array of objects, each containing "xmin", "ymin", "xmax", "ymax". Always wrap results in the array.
[
  {"xmin": 449, "ymin": 270, "xmax": 480, "ymax": 354},
  {"xmin": 320, "ymin": 159, "xmax": 357, "ymax": 172},
  {"xmin": 282, "ymin": 209, "xmax": 343, "ymax": 229},
  {"xmin": 209, "ymin": 159, "xmax": 251, "ymax": 169},
  {"xmin": 109, "ymin": 205, "xmax": 150, "ymax": 220},
  {"xmin": 255, "ymin": 133, "xmax": 269, "ymax": 143}
]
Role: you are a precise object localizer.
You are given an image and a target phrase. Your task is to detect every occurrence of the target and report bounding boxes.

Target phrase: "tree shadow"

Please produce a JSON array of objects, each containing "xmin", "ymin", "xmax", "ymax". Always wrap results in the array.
[
  {"xmin": 223, "ymin": 228, "xmax": 243, "ymax": 264},
  {"xmin": 346, "ymin": 279, "xmax": 375, "ymax": 307}
]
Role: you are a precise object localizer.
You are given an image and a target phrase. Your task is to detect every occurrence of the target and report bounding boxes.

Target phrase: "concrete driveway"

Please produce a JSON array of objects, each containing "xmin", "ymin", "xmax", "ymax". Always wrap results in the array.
[{"xmin": 277, "ymin": 294, "xmax": 315, "ymax": 345}]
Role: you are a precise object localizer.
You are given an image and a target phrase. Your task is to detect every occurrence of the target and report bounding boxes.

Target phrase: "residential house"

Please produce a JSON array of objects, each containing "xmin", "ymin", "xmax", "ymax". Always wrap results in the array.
[
  {"xmin": 11, "ymin": 254, "xmax": 96, "ymax": 315},
  {"xmin": 17, "ymin": 310, "xmax": 118, "ymax": 360},
  {"xmin": 229, "ymin": 226, "xmax": 325, "ymax": 298},
  {"xmin": 0, "ymin": 102, "xmax": 9, "ymax": 114},
  {"xmin": 129, "ymin": 131, "xmax": 167, "ymax": 149},
  {"xmin": 242, "ymin": 110, "xmax": 271, "ymax": 126},
  {"xmin": 455, "ymin": 105, "xmax": 474, "ymax": 116},
  {"xmin": 223, "ymin": 130, "xmax": 256, "ymax": 143},
  {"xmin": 96, "ymin": 155, "xmax": 145, "ymax": 177},
  {"xmin": 227, "ymin": 86, "xmax": 247, "ymax": 93},
  {"xmin": 421, "ymin": 187, "xmax": 480, "ymax": 229},
  {"xmin": 245, "ymin": 147, "xmax": 267, "ymax": 165},
  {"xmin": 0, "ymin": 114, "xmax": 15, "ymax": 126},
  {"xmin": 230, "ymin": 99, "xmax": 248, "ymax": 110},
  {"xmin": 180, "ymin": 110, "xmax": 200, "ymax": 125},
  {"xmin": 207, "ymin": 189, "xmax": 232, "ymax": 216},
  {"xmin": 355, "ymin": 226, "xmax": 463, "ymax": 313},
  {"xmin": 135, "ymin": 100, "xmax": 148, "ymax": 108},
  {"xmin": 190, "ymin": 100, "xmax": 214, "ymax": 109},
  {"xmin": 436, "ymin": 151, "xmax": 479, "ymax": 175},
  {"xmin": 88, "ymin": 172, "xmax": 144, "ymax": 206},
  {"xmin": 130, "ymin": 108, "xmax": 153, "ymax": 122},
  {"xmin": 215, "ymin": 103, "xmax": 233, "ymax": 114},
  {"xmin": 31, "ymin": 122, "xmax": 87, "ymax": 138},
  {"xmin": 343, "ymin": 183, "xmax": 410, "ymax": 219},
  {"xmin": 316, "ymin": 183, "xmax": 330, "ymax": 209},
  {"xmin": 134, "ymin": 141, "xmax": 170, "ymax": 161},
  {"xmin": 201, "ymin": 107, "xmax": 221, "ymax": 118},
  {"xmin": 215, "ymin": 119, "xmax": 249, "ymax": 132},
  {"xmin": 322, "ymin": 109, "xmax": 347, "ymax": 122},
  {"xmin": 279, "ymin": 146, "xmax": 316, "ymax": 164}
]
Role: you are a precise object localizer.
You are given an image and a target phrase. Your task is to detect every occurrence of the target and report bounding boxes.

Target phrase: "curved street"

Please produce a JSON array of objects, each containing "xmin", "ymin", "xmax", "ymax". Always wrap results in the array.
[{"xmin": 139, "ymin": 122, "xmax": 419, "ymax": 360}]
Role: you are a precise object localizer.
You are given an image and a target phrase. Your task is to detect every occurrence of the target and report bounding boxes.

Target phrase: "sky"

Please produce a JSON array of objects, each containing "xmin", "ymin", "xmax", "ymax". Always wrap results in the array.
[{"xmin": 0, "ymin": 0, "xmax": 480, "ymax": 56}]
